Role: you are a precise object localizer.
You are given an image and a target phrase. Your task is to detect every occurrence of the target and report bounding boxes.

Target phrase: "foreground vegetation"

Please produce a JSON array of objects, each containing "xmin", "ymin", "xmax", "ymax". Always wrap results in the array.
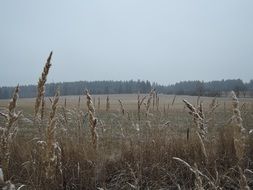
[{"xmin": 0, "ymin": 53, "xmax": 253, "ymax": 190}]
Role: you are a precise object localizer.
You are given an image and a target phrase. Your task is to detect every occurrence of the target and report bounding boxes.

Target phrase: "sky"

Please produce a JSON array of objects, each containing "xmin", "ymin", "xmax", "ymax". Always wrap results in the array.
[{"xmin": 0, "ymin": 0, "xmax": 253, "ymax": 87}]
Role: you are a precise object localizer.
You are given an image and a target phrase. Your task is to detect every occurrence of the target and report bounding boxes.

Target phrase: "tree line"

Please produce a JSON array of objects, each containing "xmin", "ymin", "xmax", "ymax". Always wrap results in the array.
[{"xmin": 0, "ymin": 79, "xmax": 252, "ymax": 99}]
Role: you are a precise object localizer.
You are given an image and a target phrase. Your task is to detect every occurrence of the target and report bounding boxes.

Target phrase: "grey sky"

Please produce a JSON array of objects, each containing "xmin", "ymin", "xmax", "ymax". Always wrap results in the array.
[{"xmin": 0, "ymin": 0, "xmax": 253, "ymax": 86}]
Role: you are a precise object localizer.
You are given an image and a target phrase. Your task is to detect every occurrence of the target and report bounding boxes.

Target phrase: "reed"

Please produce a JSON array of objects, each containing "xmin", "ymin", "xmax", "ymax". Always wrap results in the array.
[
  {"xmin": 0, "ymin": 85, "xmax": 21, "ymax": 180},
  {"xmin": 145, "ymin": 89, "xmax": 155, "ymax": 117},
  {"xmin": 106, "ymin": 96, "xmax": 110, "ymax": 112},
  {"xmin": 137, "ymin": 93, "xmax": 146, "ymax": 122},
  {"xmin": 183, "ymin": 99, "xmax": 206, "ymax": 138},
  {"xmin": 118, "ymin": 99, "xmax": 125, "ymax": 116},
  {"xmin": 86, "ymin": 90, "xmax": 98, "ymax": 150},
  {"xmin": 34, "ymin": 52, "xmax": 52, "ymax": 120},
  {"xmin": 231, "ymin": 91, "xmax": 244, "ymax": 131},
  {"xmin": 45, "ymin": 90, "xmax": 61, "ymax": 180}
]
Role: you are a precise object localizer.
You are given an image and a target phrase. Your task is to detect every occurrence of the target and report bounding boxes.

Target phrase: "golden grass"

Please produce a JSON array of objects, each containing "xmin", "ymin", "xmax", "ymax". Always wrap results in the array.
[
  {"xmin": 0, "ymin": 85, "xmax": 21, "ymax": 182},
  {"xmin": 0, "ymin": 53, "xmax": 253, "ymax": 189},
  {"xmin": 34, "ymin": 52, "xmax": 52, "ymax": 120},
  {"xmin": 86, "ymin": 90, "xmax": 98, "ymax": 150}
]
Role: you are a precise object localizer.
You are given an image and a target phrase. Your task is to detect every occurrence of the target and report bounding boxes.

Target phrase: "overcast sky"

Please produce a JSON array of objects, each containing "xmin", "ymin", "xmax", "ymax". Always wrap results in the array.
[{"xmin": 0, "ymin": 0, "xmax": 252, "ymax": 86}]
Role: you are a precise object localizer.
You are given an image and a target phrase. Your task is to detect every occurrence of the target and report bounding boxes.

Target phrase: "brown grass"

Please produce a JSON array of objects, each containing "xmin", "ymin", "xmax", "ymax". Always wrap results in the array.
[{"xmin": 0, "ymin": 54, "xmax": 253, "ymax": 189}]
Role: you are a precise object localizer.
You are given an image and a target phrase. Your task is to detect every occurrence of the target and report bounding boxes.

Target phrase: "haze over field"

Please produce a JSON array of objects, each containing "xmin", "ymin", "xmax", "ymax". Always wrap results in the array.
[{"xmin": 0, "ymin": 0, "xmax": 253, "ymax": 86}]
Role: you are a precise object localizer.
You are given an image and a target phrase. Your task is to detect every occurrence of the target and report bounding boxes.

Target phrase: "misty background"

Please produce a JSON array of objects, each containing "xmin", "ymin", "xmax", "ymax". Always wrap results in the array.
[{"xmin": 0, "ymin": 0, "xmax": 253, "ymax": 87}]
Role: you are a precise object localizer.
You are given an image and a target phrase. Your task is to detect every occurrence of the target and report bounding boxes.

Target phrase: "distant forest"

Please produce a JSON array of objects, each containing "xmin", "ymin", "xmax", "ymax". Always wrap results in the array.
[{"xmin": 0, "ymin": 79, "xmax": 253, "ymax": 99}]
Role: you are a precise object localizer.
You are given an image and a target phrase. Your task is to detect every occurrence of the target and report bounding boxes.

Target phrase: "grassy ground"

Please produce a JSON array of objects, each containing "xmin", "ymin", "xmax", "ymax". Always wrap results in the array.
[{"xmin": 0, "ymin": 93, "xmax": 253, "ymax": 189}]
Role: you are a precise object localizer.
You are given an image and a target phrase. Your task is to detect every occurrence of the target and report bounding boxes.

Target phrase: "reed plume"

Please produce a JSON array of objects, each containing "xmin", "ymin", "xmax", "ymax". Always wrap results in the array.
[
  {"xmin": 86, "ymin": 90, "xmax": 98, "ymax": 149},
  {"xmin": 45, "ymin": 90, "xmax": 61, "ymax": 179},
  {"xmin": 230, "ymin": 91, "xmax": 246, "ymax": 162},
  {"xmin": 34, "ymin": 52, "xmax": 52, "ymax": 120},
  {"xmin": 0, "ymin": 85, "xmax": 21, "ymax": 180},
  {"xmin": 118, "ymin": 99, "xmax": 125, "ymax": 116},
  {"xmin": 40, "ymin": 95, "xmax": 45, "ymax": 121},
  {"xmin": 183, "ymin": 99, "xmax": 206, "ymax": 137},
  {"xmin": 208, "ymin": 97, "xmax": 219, "ymax": 115},
  {"xmin": 231, "ymin": 91, "xmax": 244, "ymax": 132}
]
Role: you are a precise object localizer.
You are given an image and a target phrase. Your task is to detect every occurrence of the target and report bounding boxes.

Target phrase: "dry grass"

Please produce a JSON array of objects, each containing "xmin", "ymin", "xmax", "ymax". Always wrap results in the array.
[
  {"xmin": 0, "ymin": 85, "xmax": 22, "ymax": 181},
  {"xmin": 86, "ymin": 90, "xmax": 98, "ymax": 150},
  {"xmin": 0, "ymin": 54, "xmax": 253, "ymax": 189},
  {"xmin": 34, "ymin": 52, "xmax": 52, "ymax": 120}
]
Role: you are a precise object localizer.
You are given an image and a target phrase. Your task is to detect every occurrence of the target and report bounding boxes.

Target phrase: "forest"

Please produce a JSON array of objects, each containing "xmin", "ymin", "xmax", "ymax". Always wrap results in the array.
[{"xmin": 0, "ymin": 79, "xmax": 252, "ymax": 99}]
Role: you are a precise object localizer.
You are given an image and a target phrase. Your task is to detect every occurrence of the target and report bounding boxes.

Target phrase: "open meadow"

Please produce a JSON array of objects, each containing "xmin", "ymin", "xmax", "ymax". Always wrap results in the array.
[
  {"xmin": 1, "ymin": 89, "xmax": 253, "ymax": 189},
  {"xmin": 1, "ymin": 1, "xmax": 253, "ymax": 189},
  {"xmin": 0, "ymin": 53, "xmax": 253, "ymax": 190}
]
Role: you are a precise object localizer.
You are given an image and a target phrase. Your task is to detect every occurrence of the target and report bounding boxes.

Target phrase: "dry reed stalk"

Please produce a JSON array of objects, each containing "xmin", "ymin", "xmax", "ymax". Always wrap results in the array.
[
  {"xmin": 167, "ymin": 102, "xmax": 170, "ymax": 111},
  {"xmin": 118, "ymin": 99, "xmax": 125, "ymax": 115},
  {"xmin": 64, "ymin": 98, "xmax": 67, "ymax": 108},
  {"xmin": 193, "ymin": 163, "xmax": 204, "ymax": 190},
  {"xmin": 240, "ymin": 103, "xmax": 248, "ymax": 117},
  {"xmin": 156, "ymin": 95, "xmax": 159, "ymax": 111},
  {"xmin": 77, "ymin": 96, "xmax": 81, "ymax": 110},
  {"xmin": 183, "ymin": 99, "xmax": 206, "ymax": 138},
  {"xmin": 137, "ymin": 93, "xmax": 146, "ymax": 122},
  {"xmin": 196, "ymin": 131, "xmax": 207, "ymax": 163},
  {"xmin": 145, "ymin": 89, "xmax": 155, "ymax": 117},
  {"xmin": 76, "ymin": 95, "xmax": 84, "ymax": 144},
  {"xmin": 88, "ymin": 109, "xmax": 98, "ymax": 149},
  {"xmin": 106, "ymin": 96, "xmax": 110, "ymax": 112},
  {"xmin": 238, "ymin": 166, "xmax": 250, "ymax": 190},
  {"xmin": 86, "ymin": 90, "xmax": 98, "ymax": 149},
  {"xmin": 152, "ymin": 90, "xmax": 155, "ymax": 111},
  {"xmin": 40, "ymin": 94, "xmax": 45, "ymax": 121},
  {"xmin": 187, "ymin": 128, "xmax": 190, "ymax": 140},
  {"xmin": 172, "ymin": 95, "xmax": 177, "ymax": 106},
  {"xmin": 173, "ymin": 157, "xmax": 218, "ymax": 189},
  {"xmin": 163, "ymin": 104, "xmax": 166, "ymax": 116},
  {"xmin": 86, "ymin": 90, "xmax": 95, "ymax": 115},
  {"xmin": 231, "ymin": 91, "xmax": 244, "ymax": 132},
  {"xmin": 198, "ymin": 102, "xmax": 205, "ymax": 121},
  {"xmin": 209, "ymin": 97, "xmax": 216, "ymax": 108},
  {"xmin": 223, "ymin": 102, "xmax": 226, "ymax": 113},
  {"xmin": 173, "ymin": 158, "xmax": 204, "ymax": 190},
  {"xmin": 240, "ymin": 102, "xmax": 246, "ymax": 111},
  {"xmin": 208, "ymin": 97, "xmax": 219, "ymax": 115},
  {"xmin": 0, "ymin": 85, "xmax": 22, "ymax": 181},
  {"xmin": 227, "ymin": 91, "xmax": 246, "ymax": 162},
  {"xmin": 97, "ymin": 97, "xmax": 100, "ymax": 111},
  {"xmin": 62, "ymin": 98, "xmax": 68, "ymax": 125},
  {"xmin": 45, "ymin": 90, "xmax": 61, "ymax": 179},
  {"xmin": 34, "ymin": 52, "xmax": 52, "ymax": 120},
  {"xmin": 127, "ymin": 111, "xmax": 131, "ymax": 121}
]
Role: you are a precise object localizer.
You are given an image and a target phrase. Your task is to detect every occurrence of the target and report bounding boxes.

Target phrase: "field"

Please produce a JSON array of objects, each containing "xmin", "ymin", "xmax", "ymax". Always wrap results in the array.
[
  {"xmin": 1, "ymin": 91, "xmax": 253, "ymax": 190},
  {"xmin": 0, "ymin": 54, "xmax": 253, "ymax": 190}
]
